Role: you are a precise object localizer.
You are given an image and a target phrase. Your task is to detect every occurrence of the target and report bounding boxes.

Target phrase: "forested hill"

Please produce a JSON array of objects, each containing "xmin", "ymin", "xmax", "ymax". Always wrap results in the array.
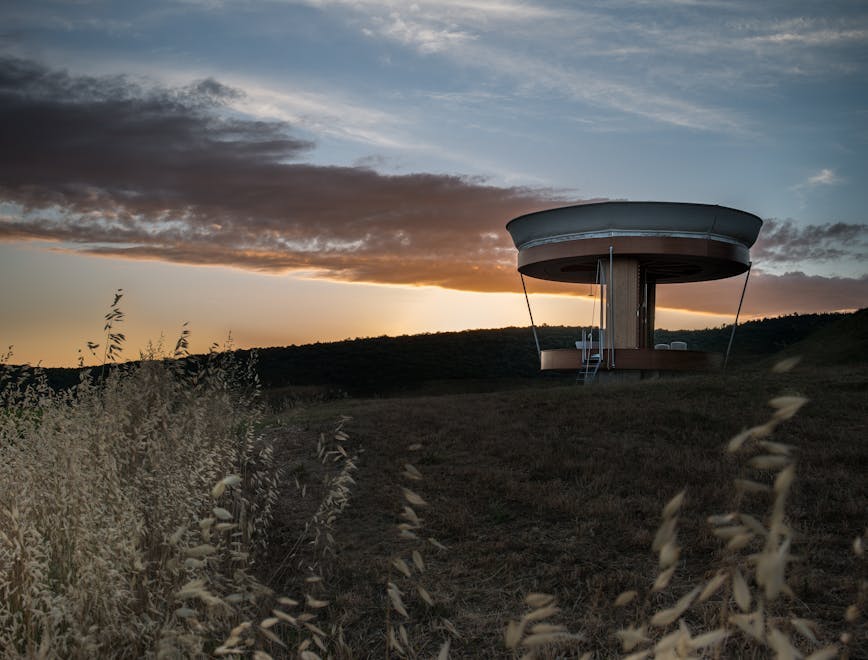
[
  {"xmin": 247, "ymin": 310, "xmax": 862, "ymax": 395},
  {"xmin": 28, "ymin": 310, "xmax": 866, "ymax": 396}
]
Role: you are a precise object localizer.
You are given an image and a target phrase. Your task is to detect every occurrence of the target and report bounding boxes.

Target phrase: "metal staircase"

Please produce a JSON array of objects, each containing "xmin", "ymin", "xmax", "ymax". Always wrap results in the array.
[
  {"xmin": 575, "ymin": 328, "xmax": 603, "ymax": 385},
  {"xmin": 576, "ymin": 353, "xmax": 602, "ymax": 384}
]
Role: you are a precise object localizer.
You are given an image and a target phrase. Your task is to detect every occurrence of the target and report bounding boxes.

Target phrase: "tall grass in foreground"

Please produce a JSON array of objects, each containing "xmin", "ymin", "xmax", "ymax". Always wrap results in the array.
[
  {"xmin": 0, "ymin": 343, "xmax": 282, "ymax": 658},
  {"xmin": 501, "ymin": 360, "xmax": 865, "ymax": 659}
]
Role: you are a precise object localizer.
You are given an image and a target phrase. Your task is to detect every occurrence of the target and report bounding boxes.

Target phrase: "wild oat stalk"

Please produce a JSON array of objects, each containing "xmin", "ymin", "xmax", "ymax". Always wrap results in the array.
[
  {"xmin": 0, "ymin": 308, "xmax": 283, "ymax": 658},
  {"xmin": 386, "ymin": 448, "xmax": 455, "ymax": 659}
]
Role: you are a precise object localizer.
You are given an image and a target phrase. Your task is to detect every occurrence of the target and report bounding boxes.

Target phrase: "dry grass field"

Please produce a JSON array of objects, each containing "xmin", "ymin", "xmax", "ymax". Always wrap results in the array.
[
  {"xmin": 2, "ymin": 312, "xmax": 866, "ymax": 658},
  {"xmin": 263, "ymin": 363, "xmax": 867, "ymax": 658}
]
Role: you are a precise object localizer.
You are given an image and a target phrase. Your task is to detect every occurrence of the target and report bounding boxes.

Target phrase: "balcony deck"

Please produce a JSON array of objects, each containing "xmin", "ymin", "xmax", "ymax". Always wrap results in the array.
[{"xmin": 540, "ymin": 348, "xmax": 722, "ymax": 372}]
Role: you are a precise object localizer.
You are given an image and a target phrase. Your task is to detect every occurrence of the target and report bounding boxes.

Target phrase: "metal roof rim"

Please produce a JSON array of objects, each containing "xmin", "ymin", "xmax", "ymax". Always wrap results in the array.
[
  {"xmin": 504, "ymin": 200, "xmax": 761, "ymax": 230},
  {"xmin": 518, "ymin": 229, "xmax": 747, "ymax": 250}
]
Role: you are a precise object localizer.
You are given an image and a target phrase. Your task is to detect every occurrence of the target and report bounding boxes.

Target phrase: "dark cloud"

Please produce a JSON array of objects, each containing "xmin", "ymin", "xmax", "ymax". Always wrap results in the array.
[
  {"xmin": 659, "ymin": 271, "xmax": 868, "ymax": 316},
  {"xmin": 0, "ymin": 56, "xmax": 567, "ymax": 289},
  {"xmin": 752, "ymin": 218, "xmax": 868, "ymax": 263},
  {"xmin": 1, "ymin": 57, "xmax": 865, "ymax": 317}
]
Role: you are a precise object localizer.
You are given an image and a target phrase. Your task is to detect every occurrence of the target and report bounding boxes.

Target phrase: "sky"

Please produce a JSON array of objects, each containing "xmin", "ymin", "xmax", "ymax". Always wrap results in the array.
[{"xmin": 1, "ymin": 0, "xmax": 867, "ymax": 366}]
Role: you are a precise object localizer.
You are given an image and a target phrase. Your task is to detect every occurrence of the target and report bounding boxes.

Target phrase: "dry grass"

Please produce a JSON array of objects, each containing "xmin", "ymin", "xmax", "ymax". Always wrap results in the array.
[
  {"xmin": 2, "ymin": 300, "xmax": 865, "ymax": 658},
  {"xmin": 0, "ymin": 335, "xmax": 286, "ymax": 657},
  {"xmin": 270, "ymin": 362, "xmax": 866, "ymax": 658}
]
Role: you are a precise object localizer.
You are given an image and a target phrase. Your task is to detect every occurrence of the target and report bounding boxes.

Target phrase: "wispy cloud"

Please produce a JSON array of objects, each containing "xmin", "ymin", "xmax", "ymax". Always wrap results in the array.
[
  {"xmin": 378, "ymin": 15, "xmax": 474, "ymax": 54},
  {"xmin": 744, "ymin": 23, "xmax": 868, "ymax": 47},
  {"xmin": 223, "ymin": 79, "xmax": 418, "ymax": 150},
  {"xmin": 303, "ymin": 0, "xmax": 868, "ymax": 130},
  {"xmin": 807, "ymin": 168, "xmax": 840, "ymax": 186},
  {"xmin": 790, "ymin": 168, "xmax": 843, "ymax": 193},
  {"xmin": 304, "ymin": 0, "xmax": 562, "ymax": 22},
  {"xmin": 306, "ymin": 0, "xmax": 749, "ymax": 132}
]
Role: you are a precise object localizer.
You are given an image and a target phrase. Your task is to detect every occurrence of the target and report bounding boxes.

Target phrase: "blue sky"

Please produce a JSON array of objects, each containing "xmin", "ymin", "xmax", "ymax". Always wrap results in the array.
[{"xmin": 1, "ymin": 0, "xmax": 866, "ymax": 365}]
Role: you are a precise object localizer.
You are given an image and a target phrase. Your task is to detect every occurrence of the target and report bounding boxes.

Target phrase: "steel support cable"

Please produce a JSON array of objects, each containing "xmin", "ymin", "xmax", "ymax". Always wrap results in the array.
[
  {"xmin": 520, "ymin": 272, "xmax": 541, "ymax": 360},
  {"xmin": 724, "ymin": 261, "xmax": 752, "ymax": 370},
  {"xmin": 609, "ymin": 245, "xmax": 615, "ymax": 368},
  {"xmin": 598, "ymin": 259, "xmax": 604, "ymax": 356},
  {"xmin": 586, "ymin": 265, "xmax": 600, "ymax": 370}
]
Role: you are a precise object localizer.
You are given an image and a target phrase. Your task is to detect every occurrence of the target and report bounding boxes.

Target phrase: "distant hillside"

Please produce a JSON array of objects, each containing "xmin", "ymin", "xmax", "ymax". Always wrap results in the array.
[
  {"xmin": 772, "ymin": 307, "xmax": 868, "ymax": 366},
  {"xmin": 246, "ymin": 311, "xmax": 854, "ymax": 395},
  {"xmin": 653, "ymin": 312, "xmax": 852, "ymax": 357},
  {"xmin": 23, "ymin": 310, "xmax": 860, "ymax": 396}
]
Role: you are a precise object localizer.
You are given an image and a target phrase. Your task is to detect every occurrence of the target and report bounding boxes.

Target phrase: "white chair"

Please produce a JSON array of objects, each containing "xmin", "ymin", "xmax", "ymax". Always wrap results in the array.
[
  {"xmin": 670, "ymin": 341, "xmax": 687, "ymax": 350},
  {"xmin": 654, "ymin": 343, "xmax": 670, "ymax": 350}
]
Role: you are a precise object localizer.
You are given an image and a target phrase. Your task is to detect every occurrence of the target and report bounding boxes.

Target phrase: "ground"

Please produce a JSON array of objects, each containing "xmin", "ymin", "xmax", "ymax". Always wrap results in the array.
[{"xmin": 258, "ymin": 364, "xmax": 868, "ymax": 658}]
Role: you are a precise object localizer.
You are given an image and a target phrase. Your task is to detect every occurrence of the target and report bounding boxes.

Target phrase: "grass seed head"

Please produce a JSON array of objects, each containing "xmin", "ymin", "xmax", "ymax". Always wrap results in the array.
[
  {"xmin": 768, "ymin": 627, "xmax": 799, "ymax": 660},
  {"xmin": 616, "ymin": 624, "xmax": 649, "ymax": 652},
  {"xmin": 614, "ymin": 590, "xmax": 638, "ymax": 607},
  {"xmin": 505, "ymin": 620, "xmax": 525, "ymax": 649},
  {"xmin": 392, "ymin": 558, "xmax": 412, "ymax": 578},
  {"xmin": 650, "ymin": 586, "xmax": 700, "ymax": 627},
  {"xmin": 402, "ymin": 463, "xmax": 423, "ymax": 480},
  {"xmin": 735, "ymin": 478, "xmax": 771, "ymax": 494},
  {"xmin": 732, "ymin": 568, "xmax": 752, "ymax": 612},
  {"xmin": 387, "ymin": 583, "xmax": 409, "ymax": 618},
  {"xmin": 772, "ymin": 356, "xmax": 802, "ymax": 373},
  {"xmin": 525, "ymin": 593, "xmax": 555, "ymax": 608},
  {"xmin": 698, "ymin": 572, "xmax": 728, "ymax": 603},
  {"xmin": 688, "ymin": 628, "xmax": 727, "ymax": 651},
  {"xmin": 411, "ymin": 549, "xmax": 425, "ymax": 572},
  {"xmin": 653, "ymin": 566, "xmax": 676, "ymax": 592},
  {"xmin": 749, "ymin": 454, "xmax": 791, "ymax": 470},
  {"xmin": 402, "ymin": 488, "xmax": 427, "ymax": 507},
  {"xmin": 790, "ymin": 618, "xmax": 818, "ymax": 643},
  {"xmin": 305, "ymin": 595, "xmax": 329, "ymax": 609},
  {"xmin": 417, "ymin": 585, "xmax": 434, "ymax": 606},
  {"xmin": 662, "ymin": 489, "xmax": 686, "ymax": 519},
  {"xmin": 523, "ymin": 604, "xmax": 560, "ymax": 622}
]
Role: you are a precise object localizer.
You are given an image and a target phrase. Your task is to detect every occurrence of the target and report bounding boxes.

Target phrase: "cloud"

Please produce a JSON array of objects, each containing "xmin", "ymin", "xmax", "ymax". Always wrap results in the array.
[
  {"xmin": 790, "ymin": 167, "xmax": 842, "ymax": 192},
  {"xmin": 307, "ymin": 0, "xmax": 562, "ymax": 22},
  {"xmin": 0, "ymin": 56, "xmax": 568, "ymax": 284},
  {"xmin": 659, "ymin": 272, "xmax": 868, "ymax": 317},
  {"xmin": 378, "ymin": 14, "xmax": 475, "ymax": 54},
  {"xmin": 752, "ymin": 218, "xmax": 868, "ymax": 264},
  {"xmin": 789, "ymin": 168, "xmax": 845, "ymax": 205},
  {"xmin": 1, "ymin": 57, "xmax": 865, "ymax": 318},
  {"xmin": 806, "ymin": 168, "xmax": 840, "ymax": 186},
  {"xmin": 744, "ymin": 25, "xmax": 868, "ymax": 47},
  {"xmin": 222, "ymin": 79, "xmax": 418, "ymax": 150},
  {"xmin": 303, "ymin": 0, "xmax": 747, "ymax": 132},
  {"xmin": 305, "ymin": 0, "xmax": 868, "ymax": 131}
]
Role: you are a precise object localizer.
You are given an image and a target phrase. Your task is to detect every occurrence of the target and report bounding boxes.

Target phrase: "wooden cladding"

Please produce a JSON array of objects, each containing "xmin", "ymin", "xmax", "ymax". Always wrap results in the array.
[{"xmin": 611, "ymin": 258, "xmax": 640, "ymax": 349}]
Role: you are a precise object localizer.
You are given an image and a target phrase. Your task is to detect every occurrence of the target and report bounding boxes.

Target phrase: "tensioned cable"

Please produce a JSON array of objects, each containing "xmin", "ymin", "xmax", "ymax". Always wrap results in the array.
[
  {"xmin": 724, "ymin": 262, "xmax": 752, "ymax": 370},
  {"xmin": 608, "ymin": 245, "xmax": 615, "ymax": 368},
  {"xmin": 520, "ymin": 273, "xmax": 541, "ymax": 359}
]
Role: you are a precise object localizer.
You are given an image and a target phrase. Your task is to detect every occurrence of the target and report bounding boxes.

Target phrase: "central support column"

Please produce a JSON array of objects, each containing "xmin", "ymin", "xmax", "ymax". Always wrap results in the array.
[
  {"xmin": 640, "ymin": 267, "xmax": 656, "ymax": 349},
  {"xmin": 610, "ymin": 257, "xmax": 640, "ymax": 349}
]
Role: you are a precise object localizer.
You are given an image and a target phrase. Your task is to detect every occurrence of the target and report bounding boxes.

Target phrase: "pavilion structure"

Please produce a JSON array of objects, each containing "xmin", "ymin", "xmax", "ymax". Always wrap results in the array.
[{"xmin": 506, "ymin": 201, "xmax": 762, "ymax": 381}]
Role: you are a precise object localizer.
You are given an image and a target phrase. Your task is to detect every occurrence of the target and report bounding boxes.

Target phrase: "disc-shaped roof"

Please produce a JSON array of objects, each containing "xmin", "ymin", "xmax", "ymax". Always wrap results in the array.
[{"xmin": 506, "ymin": 201, "xmax": 762, "ymax": 284}]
